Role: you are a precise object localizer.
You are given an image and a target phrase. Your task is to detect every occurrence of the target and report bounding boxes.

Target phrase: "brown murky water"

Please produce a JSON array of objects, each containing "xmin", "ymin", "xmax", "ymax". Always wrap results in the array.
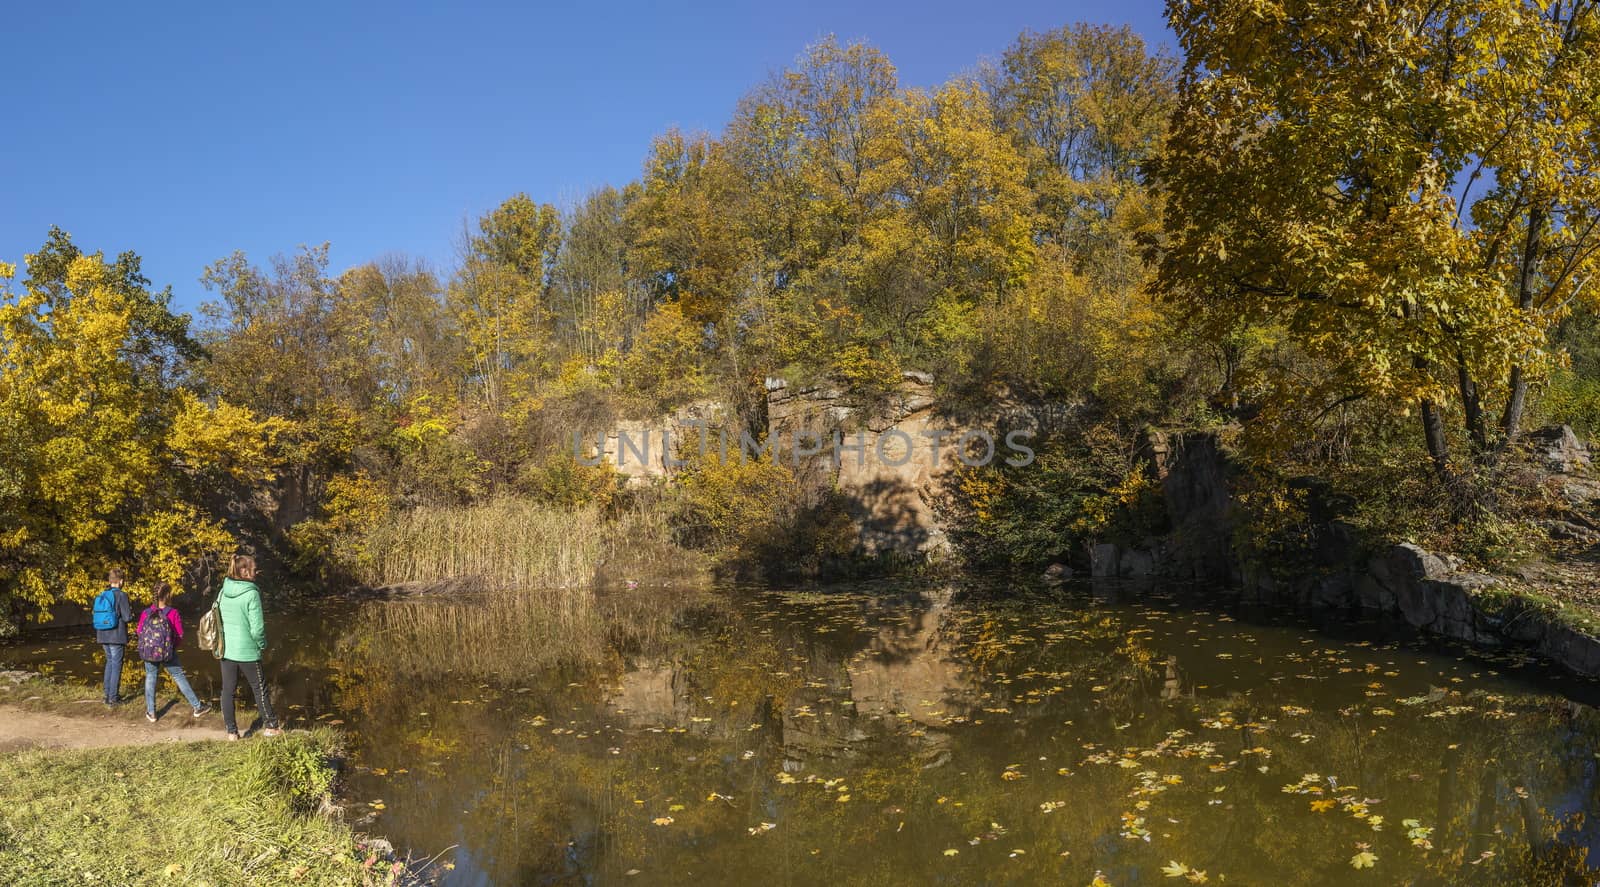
[{"xmin": 5, "ymin": 581, "xmax": 1600, "ymax": 885}]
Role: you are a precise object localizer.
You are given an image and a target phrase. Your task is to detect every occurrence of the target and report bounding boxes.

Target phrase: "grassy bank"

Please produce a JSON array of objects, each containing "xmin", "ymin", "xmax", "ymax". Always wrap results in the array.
[{"xmin": 0, "ymin": 728, "xmax": 395, "ymax": 886}]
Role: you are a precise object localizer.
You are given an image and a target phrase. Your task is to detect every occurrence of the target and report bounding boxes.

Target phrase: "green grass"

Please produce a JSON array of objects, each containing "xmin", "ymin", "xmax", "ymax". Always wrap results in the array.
[
  {"xmin": 0, "ymin": 728, "xmax": 389, "ymax": 886},
  {"xmin": 1472, "ymin": 581, "xmax": 1600, "ymax": 637}
]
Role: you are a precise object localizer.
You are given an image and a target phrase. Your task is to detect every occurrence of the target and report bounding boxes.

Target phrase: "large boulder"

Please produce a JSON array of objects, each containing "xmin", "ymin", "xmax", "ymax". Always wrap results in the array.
[{"xmin": 1526, "ymin": 425, "xmax": 1591, "ymax": 474}]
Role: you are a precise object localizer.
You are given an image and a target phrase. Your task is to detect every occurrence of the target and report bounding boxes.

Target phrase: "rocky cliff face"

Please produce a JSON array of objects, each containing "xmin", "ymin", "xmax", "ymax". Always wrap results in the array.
[
  {"xmin": 590, "ymin": 399, "xmax": 730, "ymax": 484},
  {"xmin": 1087, "ymin": 426, "xmax": 1600, "ymax": 677},
  {"xmin": 577, "ymin": 375, "xmax": 1039, "ymax": 559},
  {"xmin": 765, "ymin": 373, "xmax": 1050, "ymax": 557},
  {"xmin": 766, "ymin": 373, "xmax": 963, "ymax": 556}
]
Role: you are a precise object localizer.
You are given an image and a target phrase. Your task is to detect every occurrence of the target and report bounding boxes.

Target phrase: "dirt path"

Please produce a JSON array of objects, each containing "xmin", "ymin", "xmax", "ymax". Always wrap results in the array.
[{"xmin": 0, "ymin": 703, "xmax": 231, "ymax": 753}]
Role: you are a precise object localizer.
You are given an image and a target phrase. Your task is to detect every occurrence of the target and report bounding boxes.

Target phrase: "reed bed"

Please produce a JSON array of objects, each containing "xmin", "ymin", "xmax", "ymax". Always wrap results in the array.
[
  {"xmin": 362, "ymin": 498, "xmax": 601, "ymax": 589},
  {"xmin": 360, "ymin": 496, "xmax": 704, "ymax": 591}
]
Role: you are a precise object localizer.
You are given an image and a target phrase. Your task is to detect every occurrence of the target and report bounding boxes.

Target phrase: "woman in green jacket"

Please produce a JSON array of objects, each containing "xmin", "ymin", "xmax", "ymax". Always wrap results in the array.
[{"xmin": 217, "ymin": 554, "xmax": 281, "ymax": 740}]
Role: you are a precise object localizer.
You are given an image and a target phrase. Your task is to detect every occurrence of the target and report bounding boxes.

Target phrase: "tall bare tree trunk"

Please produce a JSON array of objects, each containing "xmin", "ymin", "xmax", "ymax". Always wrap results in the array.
[
  {"xmin": 1405, "ymin": 296, "xmax": 1454, "ymax": 484},
  {"xmin": 1500, "ymin": 207, "xmax": 1545, "ymax": 445},
  {"xmin": 1421, "ymin": 398, "xmax": 1453, "ymax": 484},
  {"xmin": 1457, "ymin": 355, "xmax": 1486, "ymax": 453}
]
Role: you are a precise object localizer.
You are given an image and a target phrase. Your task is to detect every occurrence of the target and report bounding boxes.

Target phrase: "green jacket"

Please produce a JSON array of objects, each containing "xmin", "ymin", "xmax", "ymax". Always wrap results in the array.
[{"xmin": 218, "ymin": 578, "xmax": 267, "ymax": 662}]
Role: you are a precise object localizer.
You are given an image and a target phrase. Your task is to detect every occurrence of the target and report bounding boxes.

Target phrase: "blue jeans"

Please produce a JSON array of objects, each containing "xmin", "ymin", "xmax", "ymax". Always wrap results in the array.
[
  {"xmin": 144, "ymin": 660, "xmax": 203, "ymax": 716},
  {"xmin": 101, "ymin": 643, "xmax": 125, "ymax": 703}
]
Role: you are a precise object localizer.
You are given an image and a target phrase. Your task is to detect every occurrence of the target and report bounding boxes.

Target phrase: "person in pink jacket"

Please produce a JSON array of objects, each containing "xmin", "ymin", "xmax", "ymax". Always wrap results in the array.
[{"xmin": 136, "ymin": 582, "xmax": 211, "ymax": 722}]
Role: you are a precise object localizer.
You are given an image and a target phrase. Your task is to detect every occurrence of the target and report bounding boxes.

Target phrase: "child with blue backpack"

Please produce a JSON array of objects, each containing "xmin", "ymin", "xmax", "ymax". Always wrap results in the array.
[
  {"xmin": 91, "ymin": 569, "xmax": 133, "ymax": 705},
  {"xmin": 136, "ymin": 582, "xmax": 211, "ymax": 722}
]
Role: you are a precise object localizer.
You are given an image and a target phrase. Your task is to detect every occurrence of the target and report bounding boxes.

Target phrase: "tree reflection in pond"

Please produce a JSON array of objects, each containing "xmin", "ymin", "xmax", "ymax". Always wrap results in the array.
[
  {"xmin": 7, "ymin": 583, "xmax": 1599, "ymax": 884},
  {"xmin": 310, "ymin": 585, "xmax": 1600, "ymax": 885}
]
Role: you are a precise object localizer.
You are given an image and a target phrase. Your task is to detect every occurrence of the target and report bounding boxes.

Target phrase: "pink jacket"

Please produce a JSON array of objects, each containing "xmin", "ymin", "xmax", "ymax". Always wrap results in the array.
[{"xmin": 136, "ymin": 606, "xmax": 184, "ymax": 647}]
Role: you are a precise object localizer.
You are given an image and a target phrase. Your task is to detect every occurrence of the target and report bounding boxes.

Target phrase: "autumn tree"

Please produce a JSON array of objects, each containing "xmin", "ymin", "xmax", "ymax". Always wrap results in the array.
[
  {"xmin": 0, "ymin": 232, "xmax": 278, "ymax": 630},
  {"xmin": 449, "ymin": 194, "xmax": 562, "ymax": 411},
  {"xmin": 335, "ymin": 257, "xmax": 457, "ymax": 413},
  {"xmin": 550, "ymin": 185, "xmax": 649, "ymax": 367},
  {"xmin": 1155, "ymin": 0, "xmax": 1600, "ymax": 482},
  {"xmin": 860, "ymin": 79, "xmax": 1037, "ymax": 378}
]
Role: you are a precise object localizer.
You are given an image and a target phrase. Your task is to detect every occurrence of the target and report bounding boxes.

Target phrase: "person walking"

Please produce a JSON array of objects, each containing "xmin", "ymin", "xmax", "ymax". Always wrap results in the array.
[
  {"xmin": 136, "ymin": 582, "xmax": 212, "ymax": 722},
  {"xmin": 91, "ymin": 568, "xmax": 133, "ymax": 706},
  {"xmin": 217, "ymin": 554, "xmax": 280, "ymax": 740}
]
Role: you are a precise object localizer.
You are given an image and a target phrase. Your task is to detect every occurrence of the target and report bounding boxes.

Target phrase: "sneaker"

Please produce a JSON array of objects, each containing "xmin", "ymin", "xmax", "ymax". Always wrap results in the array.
[
  {"xmin": 192, "ymin": 704, "xmax": 212, "ymax": 718},
  {"xmin": 225, "ymin": 732, "xmax": 240, "ymax": 741},
  {"xmin": 260, "ymin": 727, "xmax": 283, "ymax": 738},
  {"xmin": 145, "ymin": 711, "xmax": 156, "ymax": 723}
]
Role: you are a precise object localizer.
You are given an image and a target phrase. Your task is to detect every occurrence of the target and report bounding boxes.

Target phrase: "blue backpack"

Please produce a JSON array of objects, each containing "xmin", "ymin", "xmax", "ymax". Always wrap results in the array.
[{"xmin": 91, "ymin": 589, "xmax": 119, "ymax": 631}]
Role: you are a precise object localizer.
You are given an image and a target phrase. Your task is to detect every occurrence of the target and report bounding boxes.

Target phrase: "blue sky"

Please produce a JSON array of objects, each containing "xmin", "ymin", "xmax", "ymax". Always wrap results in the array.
[{"xmin": 1, "ymin": 1, "xmax": 1169, "ymax": 312}]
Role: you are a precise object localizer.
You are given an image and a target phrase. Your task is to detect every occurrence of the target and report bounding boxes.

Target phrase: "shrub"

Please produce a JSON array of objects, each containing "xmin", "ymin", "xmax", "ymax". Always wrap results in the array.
[
  {"xmin": 237, "ymin": 729, "xmax": 342, "ymax": 815},
  {"xmin": 941, "ymin": 425, "xmax": 1159, "ymax": 571},
  {"xmin": 517, "ymin": 451, "xmax": 621, "ymax": 509},
  {"xmin": 287, "ymin": 472, "xmax": 393, "ymax": 580}
]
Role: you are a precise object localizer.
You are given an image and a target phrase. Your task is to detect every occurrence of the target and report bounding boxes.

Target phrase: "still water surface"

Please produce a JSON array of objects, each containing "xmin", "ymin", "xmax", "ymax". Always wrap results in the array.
[{"xmin": 5, "ymin": 581, "xmax": 1600, "ymax": 885}]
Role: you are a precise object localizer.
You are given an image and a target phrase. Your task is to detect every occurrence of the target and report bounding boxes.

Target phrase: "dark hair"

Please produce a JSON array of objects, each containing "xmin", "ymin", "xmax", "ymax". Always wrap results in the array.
[
  {"xmin": 108, "ymin": 568, "xmax": 125, "ymax": 586},
  {"xmin": 153, "ymin": 582, "xmax": 173, "ymax": 607},
  {"xmin": 228, "ymin": 554, "xmax": 257, "ymax": 582}
]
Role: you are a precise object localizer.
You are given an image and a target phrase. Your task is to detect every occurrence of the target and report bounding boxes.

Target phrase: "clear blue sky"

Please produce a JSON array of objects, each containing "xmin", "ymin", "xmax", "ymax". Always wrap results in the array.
[{"xmin": 1, "ymin": 1, "xmax": 1169, "ymax": 312}]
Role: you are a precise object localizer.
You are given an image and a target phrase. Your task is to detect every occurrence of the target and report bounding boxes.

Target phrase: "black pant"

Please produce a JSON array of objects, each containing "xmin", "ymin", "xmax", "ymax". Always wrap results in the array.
[{"xmin": 220, "ymin": 659, "xmax": 277, "ymax": 734}]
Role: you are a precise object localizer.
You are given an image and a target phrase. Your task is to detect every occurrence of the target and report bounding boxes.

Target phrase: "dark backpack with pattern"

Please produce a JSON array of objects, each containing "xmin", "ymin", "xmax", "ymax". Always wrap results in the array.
[{"xmin": 137, "ymin": 607, "xmax": 175, "ymax": 662}]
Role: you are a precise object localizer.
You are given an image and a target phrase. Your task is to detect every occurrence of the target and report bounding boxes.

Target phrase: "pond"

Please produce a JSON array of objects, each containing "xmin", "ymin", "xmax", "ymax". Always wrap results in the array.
[{"xmin": 5, "ymin": 580, "xmax": 1600, "ymax": 885}]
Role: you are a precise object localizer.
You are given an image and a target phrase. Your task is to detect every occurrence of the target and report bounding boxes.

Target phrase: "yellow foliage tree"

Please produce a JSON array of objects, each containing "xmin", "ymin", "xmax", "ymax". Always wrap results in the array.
[
  {"xmin": 1156, "ymin": 0, "xmax": 1600, "ymax": 479},
  {"xmin": 0, "ymin": 236, "xmax": 279, "ymax": 627}
]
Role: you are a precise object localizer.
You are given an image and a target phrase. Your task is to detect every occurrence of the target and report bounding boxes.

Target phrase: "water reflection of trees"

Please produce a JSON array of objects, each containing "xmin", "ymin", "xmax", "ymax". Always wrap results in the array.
[{"xmin": 326, "ymin": 587, "xmax": 1600, "ymax": 885}]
